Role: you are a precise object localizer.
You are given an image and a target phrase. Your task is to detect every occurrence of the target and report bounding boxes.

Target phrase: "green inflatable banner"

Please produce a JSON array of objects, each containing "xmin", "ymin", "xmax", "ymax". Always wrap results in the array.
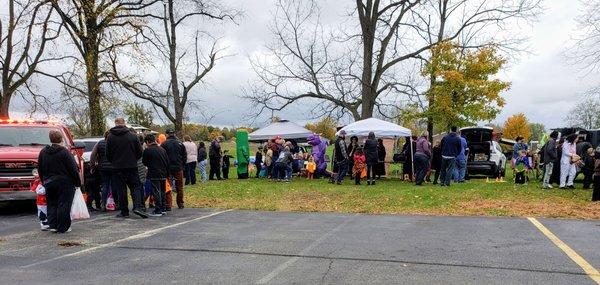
[{"xmin": 236, "ymin": 130, "xmax": 249, "ymax": 179}]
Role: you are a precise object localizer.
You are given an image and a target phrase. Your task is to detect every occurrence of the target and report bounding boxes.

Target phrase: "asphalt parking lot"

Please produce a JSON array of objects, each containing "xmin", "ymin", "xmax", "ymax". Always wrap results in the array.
[{"xmin": 1, "ymin": 206, "xmax": 599, "ymax": 284}]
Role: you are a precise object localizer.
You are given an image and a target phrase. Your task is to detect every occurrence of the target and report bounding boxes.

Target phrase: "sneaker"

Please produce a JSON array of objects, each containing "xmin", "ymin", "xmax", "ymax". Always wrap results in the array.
[
  {"xmin": 133, "ymin": 209, "xmax": 149, "ymax": 219},
  {"xmin": 567, "ymin": 185, "xmax": 575, "ymax": 189},
  {"xmin": 161, "ymin": 211, "xmax": 167, "ymax": 215},
  {"xmin": 367, "ymin": 181, "xmax": 371, "ymax": 185},
  {"xmin": 371, "ymin": 181, "xmax": 376, "ymax": 186},
  {"xmin": 116, "ymin": 213, "xmax": 130, "ymax": 218},
  {"xmin": 336, "ymin": 181, "xmax": 342, "ymax": 185},
  {"xmin": 48, "ymin": 228, "xmax": 57, "ymax": 232},
  {"xmin": 148, "ymin": 212, "xmax": 163, "ymax": 217}
]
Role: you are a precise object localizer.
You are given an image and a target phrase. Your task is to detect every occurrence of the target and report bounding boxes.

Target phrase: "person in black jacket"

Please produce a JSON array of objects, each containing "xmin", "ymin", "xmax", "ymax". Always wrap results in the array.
[
  {"xmin": 209, "ymin": 138, "xmax": 222, "ymax": 180},
  {"xmin": 142, "ymin": 134, "xmax": 169, "ymax": 216},
  {"xmin": 542, "ymin": 131, "xmax": 558, "ymax": 189},
  {"xmin": 106, "ymin": 118, "xmax": 148, "ymax": 218},
  {"xmin": 222, "ymin": 150, "xmax": 233, "ymax": 179},
  {"xmin": 331, "ymin": 130, "xmax": 349, "ymax": 185},
  {"xmin": 38, "ymin": 130, "xmax": 82, "ymax": 233},
  {"xmin": 255, "ymin": 147, "xmax": 263, "ymax": 178},
  {"xmin": 160, "ymin": 129, "xmax": 187, "ymax": 209},
  {"xmin": 90, "ymin": 131, "xmax": 115, "ymax": 212},
  {"xmin": 364, "ymin": 132, "xmax": 379, "ymax": 186},
  {"xmin": 431, "ymin": 141, "xmax": 442, "ymax": 185}
]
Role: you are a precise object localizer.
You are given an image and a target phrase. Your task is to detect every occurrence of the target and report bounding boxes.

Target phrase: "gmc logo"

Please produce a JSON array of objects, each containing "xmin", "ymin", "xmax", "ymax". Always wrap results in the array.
[{"xmin": 3, "ymin": 163, "xmax": 27, "ymax": 169}]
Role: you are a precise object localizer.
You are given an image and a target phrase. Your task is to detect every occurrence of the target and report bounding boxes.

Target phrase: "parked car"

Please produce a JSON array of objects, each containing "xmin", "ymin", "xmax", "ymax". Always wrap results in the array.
[
  {"xmin": 461, "ymin": 127, "xmax": 507, "ymax": 178},
  {"xmin": 0, "ymin": 119, "xmax": 85, "ymax": 202},
  {"xmin": 74, "ymin": 137, "xmax": 103, "ymax": 164}
]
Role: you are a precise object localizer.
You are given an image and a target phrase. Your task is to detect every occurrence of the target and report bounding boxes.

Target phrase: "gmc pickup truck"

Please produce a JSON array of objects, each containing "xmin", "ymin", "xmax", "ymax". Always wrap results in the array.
[{"xmin": 0, "ymin": 119, "xmax": 85, "ymax": 202}]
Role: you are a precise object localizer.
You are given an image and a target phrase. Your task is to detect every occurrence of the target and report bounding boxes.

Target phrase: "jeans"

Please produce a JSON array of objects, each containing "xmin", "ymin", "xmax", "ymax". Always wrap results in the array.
[
  {"xmin": 112, "ymin": 168, "xmax": 144, "ymax": 216},
  {"xmin": 273, "ymin": 162, "xmax": 285, "ymax": 180},
  {"xmin": 185, "ymin": 162, "xmax": 197, "ymax": 185},
  {"xmin": 336, "ymin": 160, "xmax": 348, "ymax": 183},
  {"xmin": 198, "ymin": 160, "xmax": 208, "ymax": 182},
  {"xmin": 285, "ymin": 165, "xmax": 292, "ymax": 180},
  {"xmin": 167, "ymin": 170, "xmax": 184, "ymax": 209},
  {"xmin": 366, "ymin": 163, "xmax": 375, "ymax": 182},
  {"xmin": 453, "ymin": 158, "xmax": 466, "ymax": 182},
  {"xmin": 149, "ymin": 179, "xmax": 166, "ymax": 214},
  {"xmin": 45, "ymin": 179, "xmax": 75, "ymax": 233},
  {"xmin": 542, "ymin": 162, "xmax": 553, "ymax": 188},
  {"xmin": 99, "ymin": 170, "xmax": 113, "ymax": 206},
  {"xmin": 440, "ymin": 157, "xmax": 456, "ymax": 186},
  {"xmin": 414, "ymin": 154, "xmax": 430, "ymax": 185}
]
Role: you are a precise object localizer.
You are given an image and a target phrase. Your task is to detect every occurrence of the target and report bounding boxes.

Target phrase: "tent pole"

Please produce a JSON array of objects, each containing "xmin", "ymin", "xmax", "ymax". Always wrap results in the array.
[{"xmin": 410, "ymin": 136, "xmax": 415, "ymax": 182}]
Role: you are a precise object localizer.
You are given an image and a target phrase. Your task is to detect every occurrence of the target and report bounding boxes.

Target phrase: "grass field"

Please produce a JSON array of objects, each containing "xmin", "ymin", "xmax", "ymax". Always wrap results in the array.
[
  {"xmin": 184, "ymin": 168, "xmax": 599, "ymax": 220},
  {"xmin": 190, "ymin": 141, "xmax": 599, "ymax": 219}
]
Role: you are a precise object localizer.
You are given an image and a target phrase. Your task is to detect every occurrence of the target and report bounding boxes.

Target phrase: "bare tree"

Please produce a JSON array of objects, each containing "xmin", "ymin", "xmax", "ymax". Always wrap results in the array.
[
  {"xmin": 107, "ymin": 0, "xmax": 237, "ymax": 135},
  {"xmin": 566, "ymin": 96, "xmax": 600, "ymax": 130},
  {"xmin": 568, "ymin": 0, "xmax": 600, "ymax": 73},
  {"xmin": 0, "ymin": 0, "xmax": 62, "ymax": 118},
  {"xmin": 47, "ymin": 0, "xmax": 160, "ymax": 136},
  {"xmin": 247, "ymin": 0, "xmax": 540, "ymax": 126}
]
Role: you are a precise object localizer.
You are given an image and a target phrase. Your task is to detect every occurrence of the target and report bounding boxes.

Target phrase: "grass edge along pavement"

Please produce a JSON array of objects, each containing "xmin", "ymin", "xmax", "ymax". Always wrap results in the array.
[{"xmin": 183, "ymin": 173, "xmax": 600, "ymax": 220}]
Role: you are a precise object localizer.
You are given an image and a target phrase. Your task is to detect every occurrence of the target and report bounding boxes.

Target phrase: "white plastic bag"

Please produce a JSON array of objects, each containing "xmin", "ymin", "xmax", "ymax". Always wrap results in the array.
[
  {"xmin": 35, "ymin": 184, "xmax": 46, "ymax": 195},
  {"xmin": 106, "ymin": 193, "xmax": 116, "ymax": 211},
  {"xmin": 70, "ymin": 187, "xmax": 90, "ymax": 220}
]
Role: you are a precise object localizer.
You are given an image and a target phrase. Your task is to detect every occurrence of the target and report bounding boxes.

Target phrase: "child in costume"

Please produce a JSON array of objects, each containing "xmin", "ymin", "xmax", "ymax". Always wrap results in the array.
[
  {"xmin": 352, "ymin": 147, "xmax": 366, "ymax": 185},
  {"xmin": 255, "ymin": 147, "xmax": 263, "ymax": 178},
  {"xmin": 514, "ymin": 150, "xmax": 531, "ymax": 184},
  {"xmin": 222, "ymin": 150, "xmax": 233, "ymax": 179},
  {"xmin": 31, "ymin": 179, "xmax": 49, "ymax": 230},
  {"xmin": 306, "ymin": 155, "xmax": 316, "ymax": 179}
]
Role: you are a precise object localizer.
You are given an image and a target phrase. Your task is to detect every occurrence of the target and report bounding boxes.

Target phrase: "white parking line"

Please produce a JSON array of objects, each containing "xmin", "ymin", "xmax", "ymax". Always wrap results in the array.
[
  {"xmin": 255, "ymin": 214, "xmax": 358, "ymax": 284},
  {"xmin": 528, "ymin": 217, "xmax": 600, "ymax": 285},
  {"xmin": 21, "ymin": 209, "xmax": 233, "ymax": 268}
]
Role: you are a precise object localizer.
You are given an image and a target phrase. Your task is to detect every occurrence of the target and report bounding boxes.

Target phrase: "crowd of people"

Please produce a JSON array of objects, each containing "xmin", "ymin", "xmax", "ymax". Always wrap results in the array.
[{"xmin": 34, "ymin": 119, "xmax": 600, "ymax": 234}]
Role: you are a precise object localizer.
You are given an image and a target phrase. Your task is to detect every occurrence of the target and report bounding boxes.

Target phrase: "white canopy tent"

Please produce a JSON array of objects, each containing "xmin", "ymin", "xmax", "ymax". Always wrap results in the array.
[
  {"xmin": 335, "ymin": 118, "xmax": 414, "ymax": 178},
  {"xmin": 335, "ymin": 118, "xmax": 412, "ymax": 138},
  {"xmin": 248, "ymin": 120, "xmax": 314, "ymax": 142}
]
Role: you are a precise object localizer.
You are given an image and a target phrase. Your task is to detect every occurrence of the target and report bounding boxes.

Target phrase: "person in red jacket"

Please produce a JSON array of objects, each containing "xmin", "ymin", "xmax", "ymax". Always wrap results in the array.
[{"xmin": 352, "ymin": 147, "xmax": 366, "ymax": 185}]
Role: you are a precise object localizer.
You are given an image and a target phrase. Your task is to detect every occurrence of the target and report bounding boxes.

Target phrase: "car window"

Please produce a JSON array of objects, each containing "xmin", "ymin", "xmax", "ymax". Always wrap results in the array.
[
  {"xmin": 84, "ymin": 141, "xmax": 97, "ymax": 152},
  {"xmin": 0, "ymin": 126, "xmax": 65, "ymax": 147}
]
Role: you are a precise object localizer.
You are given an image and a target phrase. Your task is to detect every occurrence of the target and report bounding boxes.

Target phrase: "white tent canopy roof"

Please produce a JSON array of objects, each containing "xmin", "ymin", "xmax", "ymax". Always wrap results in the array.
[
  {"xmin": 336, "ymin": 118, "xmax": 412, "ymax": 138},
  {"xmin": 248, "ymin": 120, "xmax": 314, "ymax": 141}
]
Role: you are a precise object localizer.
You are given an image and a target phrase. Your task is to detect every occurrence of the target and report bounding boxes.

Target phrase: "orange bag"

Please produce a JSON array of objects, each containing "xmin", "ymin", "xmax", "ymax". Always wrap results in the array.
[{"xmin": 360, "ymin": 168, "xmax": 367, "ymax": 178}]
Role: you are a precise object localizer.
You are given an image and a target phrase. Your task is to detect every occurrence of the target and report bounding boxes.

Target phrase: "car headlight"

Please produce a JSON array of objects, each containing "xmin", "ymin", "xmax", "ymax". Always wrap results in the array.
[{"xmin": 32, "ymin": 168, "xmax": 39, "ymax": 177}]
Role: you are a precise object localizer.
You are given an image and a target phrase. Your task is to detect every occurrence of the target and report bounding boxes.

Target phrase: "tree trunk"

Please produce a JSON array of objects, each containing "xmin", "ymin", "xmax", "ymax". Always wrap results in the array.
[
  {"xmin": 84, "ymin": 26, "xmax": 104, "ymax": 136},
  {"xmin": 0, "ymin": 94, "xmax": 10, "ymax": 119}
]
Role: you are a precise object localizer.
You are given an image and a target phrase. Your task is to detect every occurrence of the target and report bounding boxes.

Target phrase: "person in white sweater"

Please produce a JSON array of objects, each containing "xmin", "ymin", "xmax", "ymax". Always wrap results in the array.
[
  {"xmin": 560, "ymin": 134, "xmax": 579, "ymax": 189},
  {"xmin": 183, "ymin": 135, "xmax": 198, "ymax": 185}
]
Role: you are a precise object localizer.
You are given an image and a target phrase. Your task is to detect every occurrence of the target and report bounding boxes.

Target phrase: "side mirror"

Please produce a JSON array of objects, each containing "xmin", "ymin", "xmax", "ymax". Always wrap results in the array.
[{"xmin": 72, "ymin": 141, "xmax": 86, "ymax": 150}]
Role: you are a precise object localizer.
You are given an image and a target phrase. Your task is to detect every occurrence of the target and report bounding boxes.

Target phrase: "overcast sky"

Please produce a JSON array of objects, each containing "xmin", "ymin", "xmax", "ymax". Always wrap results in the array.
[
  {"xmin": 202, "ymin": 0, "xmax": 599, "ymax": 128},
  {"xmin": 8, "ymin": 0, "xmax": 599, "ymax": 129}
]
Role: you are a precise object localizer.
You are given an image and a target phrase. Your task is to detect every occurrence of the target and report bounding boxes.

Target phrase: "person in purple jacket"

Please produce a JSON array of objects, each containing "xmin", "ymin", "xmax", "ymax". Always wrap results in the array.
[{"xmin": 414, "ymin": 131, "xmax": 432, "ymax": 185}]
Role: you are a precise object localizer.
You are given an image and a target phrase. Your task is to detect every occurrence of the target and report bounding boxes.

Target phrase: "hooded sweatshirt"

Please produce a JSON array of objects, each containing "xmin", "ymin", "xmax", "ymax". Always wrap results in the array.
[
  {"xmin": 161, "ymin": 135, "xmax": 187, "ymax": 173},
  {"xmin": 106, "ymin": 125, "xmax": 142, "ymax": 169},
  {"xmin": 38, "ymin": 144, "xmax": 81, "ymax": 187}
]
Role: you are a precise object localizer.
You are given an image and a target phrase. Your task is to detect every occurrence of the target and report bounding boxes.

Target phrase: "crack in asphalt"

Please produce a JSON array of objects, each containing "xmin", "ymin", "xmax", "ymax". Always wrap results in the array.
[
  {"xmin": 112, "ymin": 245, "xmax": 590, "ymax": 277},
  {"xmin": 320, "ymin": 259, "xmax": 334, "ymax": 285}
]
